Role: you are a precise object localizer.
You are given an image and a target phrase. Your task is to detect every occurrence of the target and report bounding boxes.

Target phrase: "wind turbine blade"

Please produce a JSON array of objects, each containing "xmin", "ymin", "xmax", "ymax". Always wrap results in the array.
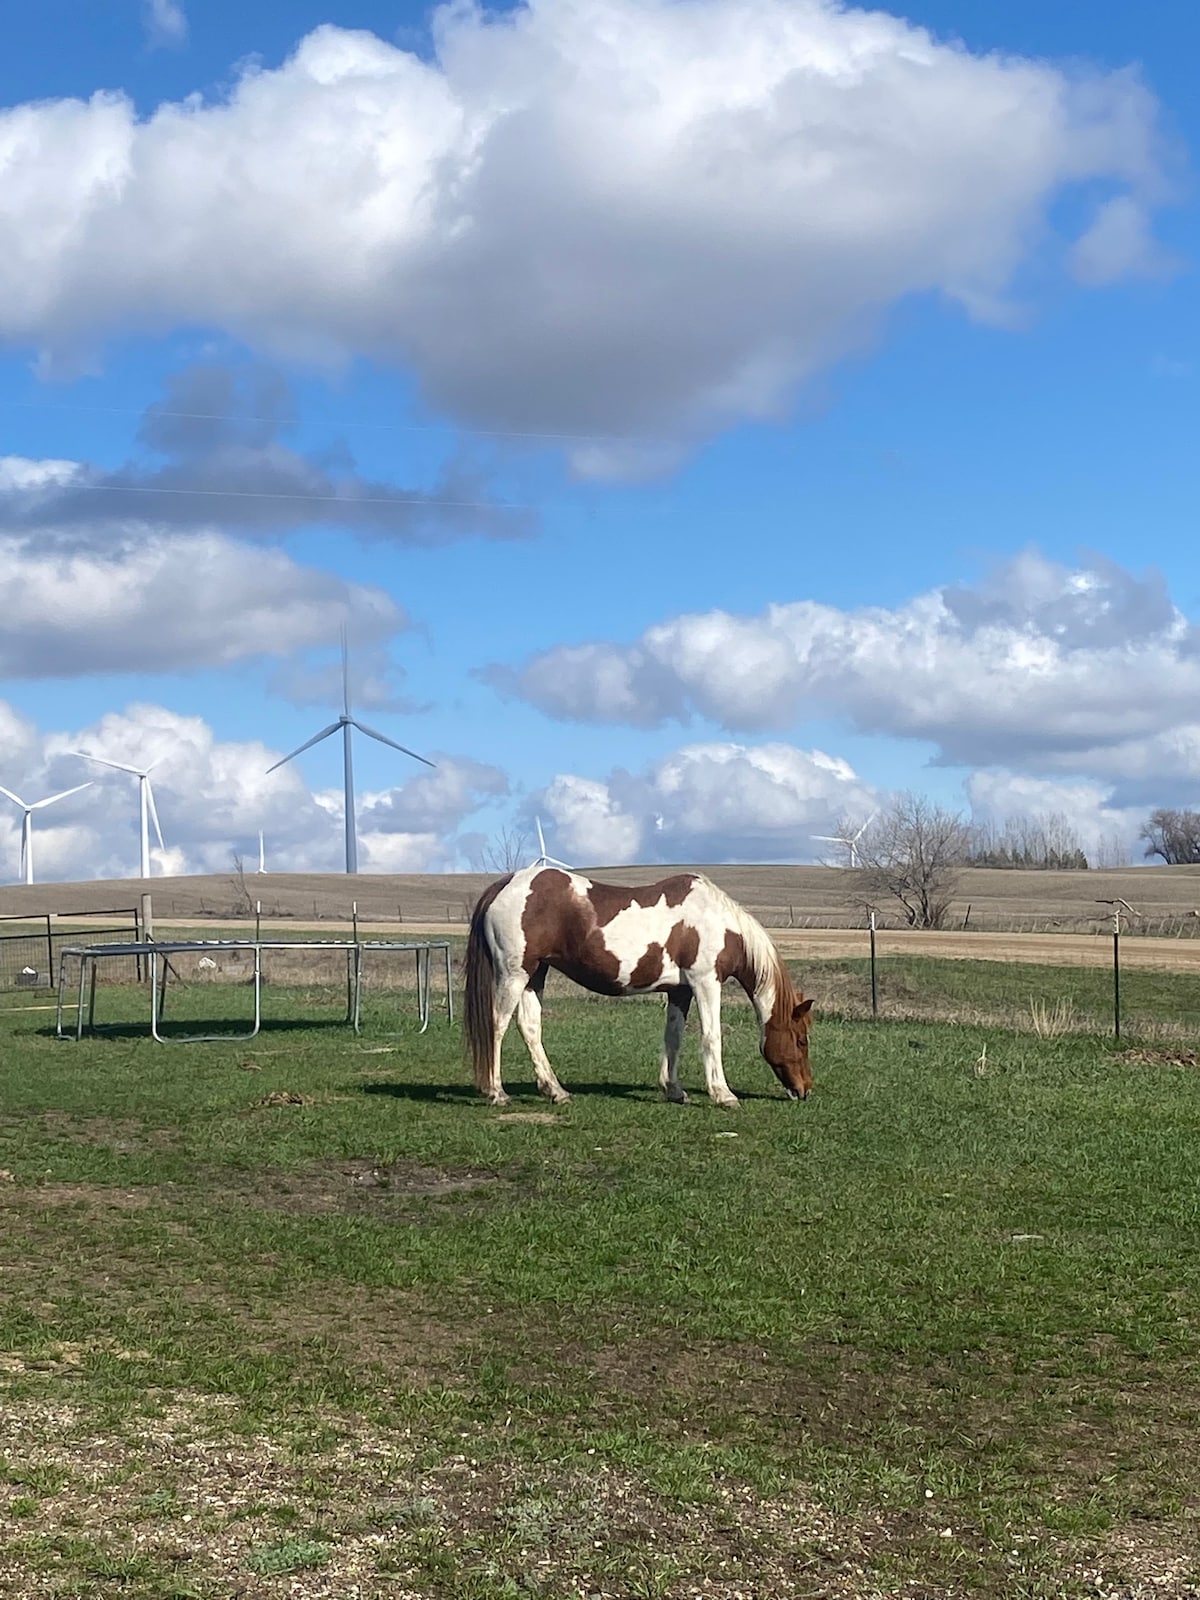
[
  {"xmin": 264, "ymin": 722, "xmax": 342, "ymax": 773},
  {"xmin": 73, "ymin": 751, "xmax": 140, "ymax": 776},
  {"xmin": 30, "ymin": 782, "xmax": 92, "ymax": 810},
  {"xmin": 349, "ymin": 720, "xmax": 435, "ymax": 768},
  {"xmin": 536, "ymin": 817, "xmax": 548, "ymax": 857},
  {"xmin": 341, "ymin": 624, "xmax": 351, "ymax": 717},
  {"xmin": 853, "ymin": 812, "xmax": 878, "ymax": 842},
  {"xmin": 0, "ymin": 784, "xmax": 27, "ymax": 809},
  {"xmin": 145, "ymin": 778, "xmax": 166, "ymax": 851}
]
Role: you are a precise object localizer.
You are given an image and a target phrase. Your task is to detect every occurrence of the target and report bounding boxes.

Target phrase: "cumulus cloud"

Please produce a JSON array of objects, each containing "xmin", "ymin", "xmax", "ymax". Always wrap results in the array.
[
  {"xmin": 0, "ymin": 703, "xmax": 505, "ymax": 882},
  {"xmin": 535, "ymin": 740, "xmax": 877, "ymax": 865},
  {"xmin": 0, "ymin": 365, "xmax": 530, "ymax": 545},
  {"xmin": 0, "ymin": 529, "xmax": 399, "ymax": 678},
  {"xmin": 493, "ymin": 550, "xmax": 1200, "ymax": 790},
  {"xmin": 0, "ymin": 4, "xmax": 1168, "ymax": 470}
]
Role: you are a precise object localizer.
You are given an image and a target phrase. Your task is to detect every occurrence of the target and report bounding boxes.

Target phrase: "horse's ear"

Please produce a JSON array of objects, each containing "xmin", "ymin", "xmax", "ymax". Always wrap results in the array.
[{"xmin": 793, "ymin": 998, "xmax": 814, "ymax": 1020}]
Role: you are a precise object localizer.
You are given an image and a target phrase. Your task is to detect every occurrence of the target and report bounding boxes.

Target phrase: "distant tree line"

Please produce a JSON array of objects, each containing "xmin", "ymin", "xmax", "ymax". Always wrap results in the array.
[
  {"xmin": 819, "ymin": 796, "xmax": 1169, "ymax": 930},
  {"xmin": 964, "ymin": 812, "xmax": 1089, "ymax": 872}
]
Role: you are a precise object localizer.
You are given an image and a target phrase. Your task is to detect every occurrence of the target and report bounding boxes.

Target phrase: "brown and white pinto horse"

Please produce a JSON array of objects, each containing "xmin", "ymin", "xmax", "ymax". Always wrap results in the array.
[{"xmin": 464, "ymin": 866, "xmax": 812, "ymax": 1108}]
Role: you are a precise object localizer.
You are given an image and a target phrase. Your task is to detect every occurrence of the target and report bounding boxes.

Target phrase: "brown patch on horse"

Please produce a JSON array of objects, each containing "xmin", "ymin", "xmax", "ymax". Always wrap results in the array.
[
  {"xmin": 521, "ymin": 868, "xmax": 623, "ymax": 992},
  {"xmin": 715, "ymin": 929, "xmax": 747, "ymax": 985},
  {"xmin": 665, "ymin": 922, "xmax": 700, "ymax": 971},
  {"xmin": 586, "ymin": 875, "xmax": 696, "ymax": 925},
  {"xmin": 630, "ymin": 942, "xmax": 665, "ymax": 989}
]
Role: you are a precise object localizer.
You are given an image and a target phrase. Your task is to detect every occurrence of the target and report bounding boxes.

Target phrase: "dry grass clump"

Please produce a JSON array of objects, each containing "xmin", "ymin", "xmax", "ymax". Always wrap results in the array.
[{"xmin": 1028, "ymin": 996, "xmax": 1079, "ymax": 1038}]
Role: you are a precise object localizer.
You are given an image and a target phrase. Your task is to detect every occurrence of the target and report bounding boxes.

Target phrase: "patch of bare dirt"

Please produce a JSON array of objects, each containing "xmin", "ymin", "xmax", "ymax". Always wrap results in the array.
[
  {"xmin": 4, "ymin": 1181, "xmax": 163, "ymax": 1210},
  {"xmin": 241, "ymin": 1157, "xmax": 506, "ymax": 1216},
  {"xmin": 1, "ymin": 1388, "xmax": 1197, "ymax": 1598},
  {"xmin": 0, "ymin": 1111, "xmax": 179, "ymax": 1153},
  {"xmin": 1118, "ymin": 1047, "xmax": 1200, "ymax": 1068}
]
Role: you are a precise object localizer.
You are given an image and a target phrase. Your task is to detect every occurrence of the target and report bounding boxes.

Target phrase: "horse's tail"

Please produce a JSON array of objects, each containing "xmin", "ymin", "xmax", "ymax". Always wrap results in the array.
[{"xmin": 463, "ymin": 875, "xmax": 511, "ymax": 1093}]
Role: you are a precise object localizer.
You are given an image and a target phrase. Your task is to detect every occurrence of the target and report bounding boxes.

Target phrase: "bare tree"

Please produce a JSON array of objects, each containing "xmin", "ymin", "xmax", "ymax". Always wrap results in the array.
[
  {"xmin": 1093, "ymin": 830, "xmax": 1133, "ymax": 869},
  {"xmin": 228, "ymin": 852, "xmax": 254, "ymax": 916},
  {"xmin": 1140, "ymin": 808, "xmax": 1200, "ymax": 865},
  {"xmin": 852, "ymin": 793, "xmax": 970, "ymax": 928},
  {"xmin": 470, "ymin": 825, "xmax": 532, "ymax": 874}
]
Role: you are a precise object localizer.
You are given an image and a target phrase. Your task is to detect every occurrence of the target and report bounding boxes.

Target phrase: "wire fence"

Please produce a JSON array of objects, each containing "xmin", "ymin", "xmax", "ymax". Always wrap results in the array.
[
  {"xmin": 0, "ymin": 908, "xmax": 142, "ymax": 992},
  {"xmin": 768, "ymin": 910, "xmax": 1200, "ymax": 1044}
]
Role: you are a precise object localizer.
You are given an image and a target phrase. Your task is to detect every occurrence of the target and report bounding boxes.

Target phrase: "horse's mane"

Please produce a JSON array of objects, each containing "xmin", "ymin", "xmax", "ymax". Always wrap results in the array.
[{"xmin": 693, "ymin": 873, "xmax": 791, "ymax": 1007}]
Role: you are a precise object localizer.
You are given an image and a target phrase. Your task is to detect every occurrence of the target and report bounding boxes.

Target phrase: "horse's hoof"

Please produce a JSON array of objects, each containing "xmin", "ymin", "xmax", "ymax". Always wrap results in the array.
[
  {"xmin": 486, "ymin": 1092, "xmax": 511, "ymax": 1107},
  {"xmin": 550, "ymin": 1089, "xmax": 571, "ymax": 1105},
  {"xmin": 714, "ymin": 1095, "xmax": 741, "ymax": 1111},
  {"xmin": 664, "ymin": 1089, "xmax": 689, "ymax": 1104}
]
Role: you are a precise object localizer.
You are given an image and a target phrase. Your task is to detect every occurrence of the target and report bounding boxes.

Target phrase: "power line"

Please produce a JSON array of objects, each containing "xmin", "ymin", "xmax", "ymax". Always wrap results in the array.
[
  {"xmin": 30, "ymin": 481, "xmax": 532, "ymax": 511},
  {"xmin": 0, "ymin": 396, "xmax": 642, "ymax": 446}
]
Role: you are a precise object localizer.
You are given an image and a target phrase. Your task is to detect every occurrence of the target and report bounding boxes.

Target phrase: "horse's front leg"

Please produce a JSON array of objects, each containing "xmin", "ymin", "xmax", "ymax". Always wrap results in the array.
[
  {"xmin": 659, "ymin": 985, "xmax": 692, "ymax": 1103},
  {"xmin": 515, "ymin": 965, "xmax": 570, "ymax": 1104},
  {"xmin": 690, "ymin": 976, "xmax": 739, "ymax": 1109}
]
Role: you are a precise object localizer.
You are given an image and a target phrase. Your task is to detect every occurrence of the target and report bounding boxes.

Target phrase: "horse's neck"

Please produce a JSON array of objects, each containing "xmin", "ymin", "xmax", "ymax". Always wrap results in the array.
[{"xmin": 735, "ymin": 921, "xmax": 789, "ymax": 1027}]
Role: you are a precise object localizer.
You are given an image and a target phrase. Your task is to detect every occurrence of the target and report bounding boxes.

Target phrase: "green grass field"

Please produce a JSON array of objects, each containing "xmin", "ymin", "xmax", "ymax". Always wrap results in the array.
[{"xmin": 1, "ymin": 962, "xmax": 1199, "ymax": 1597}]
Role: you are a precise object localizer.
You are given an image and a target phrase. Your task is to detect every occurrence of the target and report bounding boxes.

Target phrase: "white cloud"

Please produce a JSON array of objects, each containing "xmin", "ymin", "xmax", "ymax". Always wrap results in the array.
[
  {"xmin": 495, "ymin": 551, "xmax": 1200, "ymax": 791},
  {"xmin": 1071, "ymin": 195, "xmax": 1171, "ymax": 286},
  {"xmin": 0, "ymin": 4, "xmax": 1166, "ymax": 469},
  {"xmin": 0, "ymin": 704, "xmax": 506, "ymax": 882},
  {"xmin": 0, "ymin": 528, "xmax": 400, "ymax": 677},
  {"xmin": 539, "ymin": 774, "xmax": 645, "ymax": 864},
  {"xmin": 144, "ymin": 0, "xmax": 188, "ymax": 50},
  {"xmin": 537, "ymin": 740, "xmax": 876, "ymax": 864}
]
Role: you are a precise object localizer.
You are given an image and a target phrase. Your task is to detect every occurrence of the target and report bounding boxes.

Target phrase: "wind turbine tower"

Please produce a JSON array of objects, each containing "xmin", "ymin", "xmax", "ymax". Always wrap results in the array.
[
  {"xmin": 266, "ymin": 630, "xmax": 434, "ymax": 874},
  {"xmin": 73, "ymin": 754, "xmax": 166, "ymax": 879},
  {"xmin": 0, "ymin": 782, "xmax": 91, "ymax": 885}
]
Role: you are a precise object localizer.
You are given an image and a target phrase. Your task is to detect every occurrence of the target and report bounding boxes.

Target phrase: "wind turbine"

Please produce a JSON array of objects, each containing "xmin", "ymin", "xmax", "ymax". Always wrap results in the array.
[
  {"xmin": 266, "ymin": 630, "xmax": 434, "ymax": 874},
  {"xmin": 531, "ymin": 816, "xmax": 572, "ymax": 871},
  {"xmin": 73, "ymin": 754, "xmax": 166, "ymax": 878},
  {"xmin": 811, "ymin": 813, "xmax": 877, "ymax": 869},
  {"xmin": 0, "ymin": 782, "xmax": 91, "ymax": 885}
]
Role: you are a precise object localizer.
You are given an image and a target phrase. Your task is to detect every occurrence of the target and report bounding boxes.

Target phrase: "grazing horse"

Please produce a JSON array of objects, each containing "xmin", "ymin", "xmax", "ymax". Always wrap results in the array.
[{"xmin": 463, "ymin": 866, "xmax": 812, "ymax": 1108}]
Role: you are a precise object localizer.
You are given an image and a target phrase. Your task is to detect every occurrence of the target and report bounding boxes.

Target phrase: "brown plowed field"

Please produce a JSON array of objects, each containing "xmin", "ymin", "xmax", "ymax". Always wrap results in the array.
[{"xmin": 3, "ymin": 863, "xmax": 1200, "ymax": 970}]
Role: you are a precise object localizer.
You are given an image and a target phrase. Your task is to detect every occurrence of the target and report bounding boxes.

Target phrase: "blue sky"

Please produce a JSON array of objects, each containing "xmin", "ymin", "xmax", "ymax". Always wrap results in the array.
[{"xmin": 0, "ymin": 0, "xmax": 1196, "ymax": 880}]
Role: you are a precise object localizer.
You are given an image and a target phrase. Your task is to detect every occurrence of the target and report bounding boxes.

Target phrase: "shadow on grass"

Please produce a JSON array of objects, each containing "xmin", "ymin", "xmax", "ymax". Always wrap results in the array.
[
  {"xmin": 358, "ymin": 1078, "xmax": 788, "ymax": 1105},
  {"xmin": 43, "ymin": 1016, "xmax": 361, "ymax": 1043}
]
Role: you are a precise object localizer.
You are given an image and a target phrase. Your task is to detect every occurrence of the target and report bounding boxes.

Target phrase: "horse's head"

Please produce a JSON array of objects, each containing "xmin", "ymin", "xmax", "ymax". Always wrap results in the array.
[{"xmin": 763, "ymin": 996, "xmax": 813, "ymax": 1099}]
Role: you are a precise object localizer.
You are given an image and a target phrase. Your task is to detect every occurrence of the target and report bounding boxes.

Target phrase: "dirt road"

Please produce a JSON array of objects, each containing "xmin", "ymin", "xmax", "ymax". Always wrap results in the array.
[{"xmin": 149, "ymin": 918, "xmax": 1200, "ymax": 975}]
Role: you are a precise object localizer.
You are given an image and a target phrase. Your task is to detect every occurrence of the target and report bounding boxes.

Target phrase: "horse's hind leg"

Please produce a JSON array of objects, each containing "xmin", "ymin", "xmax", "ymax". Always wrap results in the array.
[
  {"xmin": 487, "ymin": 970, "xmax": 529, "ymax": 1106},
  {"xmin": 516, "ymin": 965, "xmax": 570, "ymax": 1104},
  {"xmin": 659, "ymin": 985, "xmax": 692, "ymax": 1104}
]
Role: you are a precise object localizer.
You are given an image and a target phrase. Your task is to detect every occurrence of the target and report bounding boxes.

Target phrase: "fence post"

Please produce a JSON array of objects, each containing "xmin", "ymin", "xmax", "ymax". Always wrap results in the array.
[
  {"xmin": 865, "ymin": 905, "xmax": 879, "ymax": 1019},
  {"xmin": 1097, "ymin": 897, "xmax": 1137, "ymax": 1041},
  {"xmin": 45, "ymin": 913, "xmax": 54, "ymax": 987}
]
